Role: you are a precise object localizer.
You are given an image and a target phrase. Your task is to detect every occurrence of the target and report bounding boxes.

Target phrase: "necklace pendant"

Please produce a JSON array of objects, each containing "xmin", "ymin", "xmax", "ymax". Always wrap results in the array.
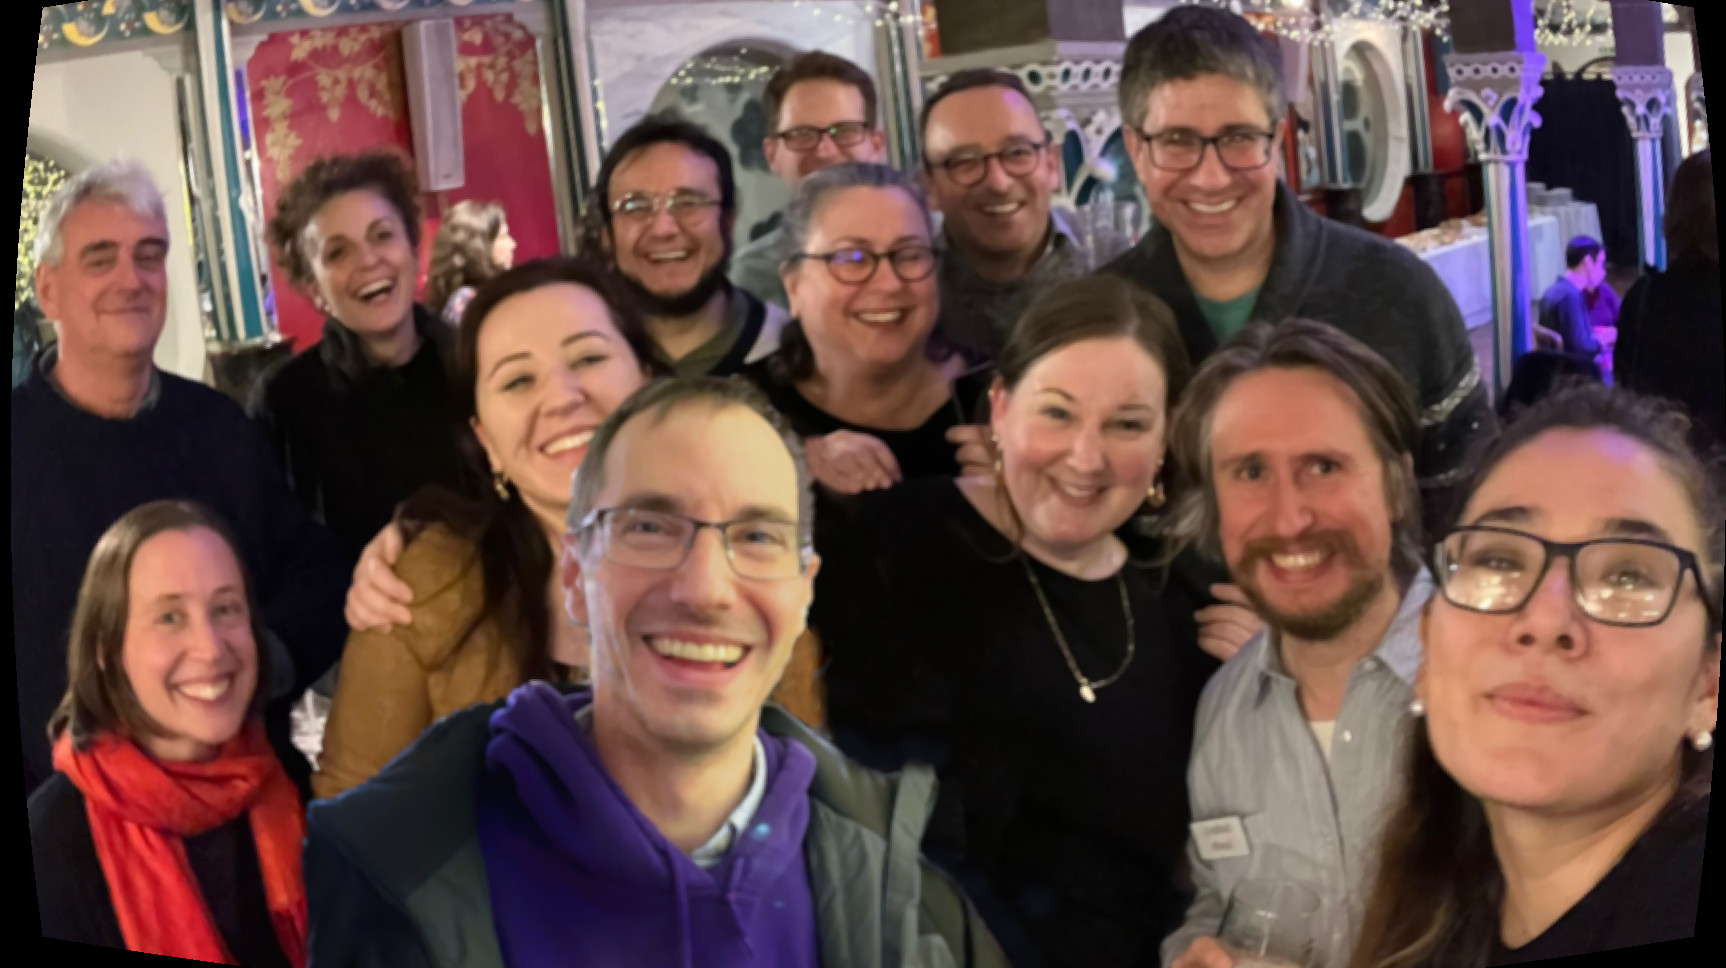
[{"xmin": 1079, "ymin": 681, "xmax": 1096, "ymax": 704}]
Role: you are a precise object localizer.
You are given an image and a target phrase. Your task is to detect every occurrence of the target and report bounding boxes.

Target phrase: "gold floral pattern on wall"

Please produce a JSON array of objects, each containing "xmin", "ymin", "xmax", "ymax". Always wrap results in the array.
[
  {"xmin": 456, "ymin": 17, "xmax": 542, "ymax": 136},
  {"xmin": 255, "ymin": 24, "xmax": 405, "ymax": 183},
  {"xmin": 19, "ymin": 152, "xmax": 72, "ymax": 309}
]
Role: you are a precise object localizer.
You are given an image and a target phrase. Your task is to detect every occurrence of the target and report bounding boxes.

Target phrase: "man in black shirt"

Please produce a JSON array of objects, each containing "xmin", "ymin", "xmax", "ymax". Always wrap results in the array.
[{"xmin": 12, "ymin": 159, "xmax": 347, "ymax": 797}]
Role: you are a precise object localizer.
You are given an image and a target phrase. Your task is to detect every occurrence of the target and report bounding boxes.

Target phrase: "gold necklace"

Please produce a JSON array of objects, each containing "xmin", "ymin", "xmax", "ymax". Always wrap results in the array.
[{"xmin": 1019, "ymin": 555, "xmax": 1136, "ymax": 703}]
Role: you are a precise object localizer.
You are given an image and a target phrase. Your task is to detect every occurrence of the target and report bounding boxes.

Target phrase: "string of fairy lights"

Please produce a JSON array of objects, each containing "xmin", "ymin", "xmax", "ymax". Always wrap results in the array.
[{"xmin": 1178, "ymin": 1, "xmax": 1453, "ymax": 45}]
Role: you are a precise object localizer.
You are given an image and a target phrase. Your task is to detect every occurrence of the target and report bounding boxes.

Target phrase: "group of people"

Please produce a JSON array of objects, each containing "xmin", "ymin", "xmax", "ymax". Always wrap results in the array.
[{"xmin": 15, "ymin": 5, "xmax": 1716, "ymax": 968}]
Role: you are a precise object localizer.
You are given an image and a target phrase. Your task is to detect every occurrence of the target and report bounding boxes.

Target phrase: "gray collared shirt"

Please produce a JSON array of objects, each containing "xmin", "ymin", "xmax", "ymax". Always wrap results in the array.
[
  {"xmin": 936, "ymin": 209, "xmax": 1085, "ymax": 361},
  {"xmin": 573, "ymin": 704, "xmax": 768, "ymax": 871},
  {"xmin": 1162, "ymin": 570, "xmax": 1433, "ymax": 968}
]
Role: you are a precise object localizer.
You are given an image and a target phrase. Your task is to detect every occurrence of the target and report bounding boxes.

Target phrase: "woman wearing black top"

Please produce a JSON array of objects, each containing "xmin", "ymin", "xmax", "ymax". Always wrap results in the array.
[
  {"xmin": 249, "ymin": 152, "xmax": 463, "ymax": 563},
  {"xmin": 1351, "ymin": 385, "xmax": 1720, "ymax": 968},
  {"xmin": 740, "ymin": 162, "xmax": 988, "ymax": 492},
  {"xmin": 30, "ymin": 501, "xmax": 305, "ymax": 965},
  {"xmin": 814, "ymin": 276, "xmax": 1224, "ymax": 968}
]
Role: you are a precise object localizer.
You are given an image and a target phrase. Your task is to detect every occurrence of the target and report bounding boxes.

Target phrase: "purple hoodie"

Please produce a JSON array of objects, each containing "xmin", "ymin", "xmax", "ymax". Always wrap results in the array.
[{"xmin": 476, "ymin": 682, "xmax": 824, "ymax": 968}]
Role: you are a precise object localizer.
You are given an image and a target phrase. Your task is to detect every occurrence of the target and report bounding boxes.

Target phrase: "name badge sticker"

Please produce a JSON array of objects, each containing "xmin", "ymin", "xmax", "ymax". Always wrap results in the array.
[{"xmin": 1191, "ymin": 816, "xmax": 1251, "ymax": 862}]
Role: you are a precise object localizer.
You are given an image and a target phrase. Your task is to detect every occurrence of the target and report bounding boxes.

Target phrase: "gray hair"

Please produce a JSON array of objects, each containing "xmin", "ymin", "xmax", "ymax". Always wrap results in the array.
[
  {"xmin": 1119, "ymin": 4, "xmax": 1285, "ymax": 132},
  {"xmin": 775, "ymin": 161, "xmax": 934, "ymax": 270},
  {"xmin": 566, "ymin": 376, "xmax": 817, "ymax": 556},
  {"xmin": 33, "ymin": 158, "xmax": 167, "ymax": 270}
]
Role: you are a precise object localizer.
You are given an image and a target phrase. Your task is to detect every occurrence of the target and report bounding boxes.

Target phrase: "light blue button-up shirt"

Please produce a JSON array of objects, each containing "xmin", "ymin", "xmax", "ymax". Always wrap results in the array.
[{"xmin": 1162, "ymin": 570, "xmax": 1433, "ymax": 968}]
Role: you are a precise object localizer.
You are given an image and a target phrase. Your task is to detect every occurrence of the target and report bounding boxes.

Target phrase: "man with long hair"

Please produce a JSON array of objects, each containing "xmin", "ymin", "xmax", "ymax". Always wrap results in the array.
[{"xmin": 1158, "ymin": 320, "xmax": 1435, "ymax": 968}]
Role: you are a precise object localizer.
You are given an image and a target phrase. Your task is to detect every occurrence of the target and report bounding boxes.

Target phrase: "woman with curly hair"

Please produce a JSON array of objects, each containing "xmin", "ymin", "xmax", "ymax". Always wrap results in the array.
[
  {"xmin": 248, "ymin": 151, "xmax": 464, "ymax": 566},
  {"xmin": 425, "ymin": 200, "xmax": 516, "ymax": 324}
]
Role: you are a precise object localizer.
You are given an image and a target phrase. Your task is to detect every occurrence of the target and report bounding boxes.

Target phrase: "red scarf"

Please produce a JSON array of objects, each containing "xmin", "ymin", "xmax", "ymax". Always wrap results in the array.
[{"xmin": 53, "ymin": 723, "xmax": 308, "ymax": 967}]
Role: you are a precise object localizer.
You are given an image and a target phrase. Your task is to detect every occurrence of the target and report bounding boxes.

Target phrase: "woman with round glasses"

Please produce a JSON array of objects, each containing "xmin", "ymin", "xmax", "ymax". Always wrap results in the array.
[
  {"xmin": 1351, "ymin": 385, "xmax": 1719, "ymax": 968},
  {"xmin": 741, "ymin": 161, "xmax": 987, "ymax": 496}
]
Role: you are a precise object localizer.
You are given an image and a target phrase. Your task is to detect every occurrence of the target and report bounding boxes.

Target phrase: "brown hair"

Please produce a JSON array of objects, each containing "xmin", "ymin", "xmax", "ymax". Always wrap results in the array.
[
  {"xmin": 1160, "ymin": 319, "xmax": 1425, "ymax": 577},
  {"xmin": 49, "ymin": 501, "xmax": 271, "ymax": 750},
  {"xmin": 268, "ymin": 151, "xmax": 423, "ymax": 293},
  {"xmin": 1350, "ymin": 384, "xmax": 1722, "ymax": 968},
  {"xmin": 985, "ymin": 275, "xmax": 1194, "ymax": 552},
  {"xmin": 764, "ymin": 51, "xmax": 879, "ymax": 134},
  {"xmin": 397, "ymin": 256, "xmax": 669, "ymax": 682},
  {"xmin": 425, "ymin": 200, "xmax": 507, "ymax": 317},
  {"xmin": 1119, "ymin": 3, "xmax": 1285, "ymax": 131},
  {"xmin": 1666, "ymin": 148, "xmax": 1716, "ymax": 268},
  {"xmin": 919, "ymin": 69, "xmax": 1038, "ymax": 152}
]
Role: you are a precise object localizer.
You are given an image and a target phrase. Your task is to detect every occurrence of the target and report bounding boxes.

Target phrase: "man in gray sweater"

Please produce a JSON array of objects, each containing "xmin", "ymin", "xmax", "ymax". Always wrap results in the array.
[{"xmin": 1104, "ymin": 6, "xmax": 1495, "ymax": 531}]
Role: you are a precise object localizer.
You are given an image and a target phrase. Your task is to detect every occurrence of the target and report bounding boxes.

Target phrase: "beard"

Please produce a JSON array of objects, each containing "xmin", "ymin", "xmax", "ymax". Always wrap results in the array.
[
  {"xmin": 618, "ymin": 246, "xmax": 733, "ymax": 318},
  {"xmin": 1231, "ymin": 531, "xmax": 1390, "ymax": 643}
]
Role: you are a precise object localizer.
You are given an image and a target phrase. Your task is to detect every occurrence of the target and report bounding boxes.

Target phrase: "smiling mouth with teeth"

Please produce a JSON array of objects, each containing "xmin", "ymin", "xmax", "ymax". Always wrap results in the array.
[
  {"xmin": 646, "ymin": 251, "xmax": 691, "ymax": 263},
  {"xmin": 1270, "ymin": 550, "xmax": 1329, "ymax": 570},
  {"xmin": 355, "ymin": 280, "xmax": 396, "ymax": 304},
  {"xmin": 1187, "ymin": 200, "xmax": 1239, "ymax": 215},
  {"xmin": 542, "ymin": 430, "xmax": 595, "ymax": 457},
  {"xmin": 648, "ymin": 636, "xmax": 748, "ymax": 669},
  {"xmin": 176, "ymin": 677, "xmax": 234, "ymax": 702}
]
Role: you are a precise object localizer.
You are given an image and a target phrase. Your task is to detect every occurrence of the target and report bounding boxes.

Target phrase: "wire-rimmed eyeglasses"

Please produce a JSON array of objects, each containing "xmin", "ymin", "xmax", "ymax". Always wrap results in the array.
[
  {"xmin": 773, "ymin": 122, "xmax": 872, "ymax": 153},
  {"xmin": 577, "ymin": 507, "xmax": 810, "ymax": 582}
]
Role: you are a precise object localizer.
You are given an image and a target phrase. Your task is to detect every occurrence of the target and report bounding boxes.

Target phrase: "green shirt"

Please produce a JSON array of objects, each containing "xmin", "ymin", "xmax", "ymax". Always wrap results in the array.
[{"xmin": 1196, "ymin": 287, "xmax": 1262, "ymax": 344}]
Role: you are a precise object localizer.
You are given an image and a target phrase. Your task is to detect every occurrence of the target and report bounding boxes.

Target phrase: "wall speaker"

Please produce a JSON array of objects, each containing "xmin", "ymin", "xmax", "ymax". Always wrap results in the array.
[{"xmin": 401, "ymin": 19, "xmax": 465, "ymax": 192}]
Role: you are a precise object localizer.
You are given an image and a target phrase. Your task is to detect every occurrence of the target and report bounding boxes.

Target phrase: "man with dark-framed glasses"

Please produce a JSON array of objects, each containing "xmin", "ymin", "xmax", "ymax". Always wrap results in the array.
[
  {"xmin": 732, "ymin": 52, "xmax": 889, "ymax": 309},
  {"xmin": 303, "ymin": 377, "xmax": 1010, "ymax": 968},
  {"xmin": 921, "ymin": 68, "xmax": 1084, "ymax": 362},
  {"xmin": 590, "ymin": 118, "xmax": 788, "ymax": 378},
  {"xmin": 1103, "ymin": 4, "xmax": 1495, "ymax": 537}
]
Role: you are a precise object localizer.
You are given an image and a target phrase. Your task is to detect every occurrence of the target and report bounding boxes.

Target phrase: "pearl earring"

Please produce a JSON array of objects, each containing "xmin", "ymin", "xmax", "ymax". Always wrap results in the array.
[
  {"xmin": 1409, "ymin": 699, "xmax": 1426, "ymax": 717},
  {"xmin": 1694, "ymin": 731, "xmax": 1714, "ymax": 752}
]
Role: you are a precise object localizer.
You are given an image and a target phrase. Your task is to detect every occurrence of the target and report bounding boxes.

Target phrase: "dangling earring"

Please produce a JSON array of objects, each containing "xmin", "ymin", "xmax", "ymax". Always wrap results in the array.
[
  {"xmin": 1409, "ymin": 699, "xmax": 1426, "ymax": 718},
  {"xmin": 1694, "ymin": 731, "xmax": 1714, "ymax": 752},
  {"xmin": 990, "ymin": 431, "xmax": 1003, "ymax": 479},
  {"xmin": 1147, "ymin": 461, "xmax": 1166, "ymax": 508},
  {"xmin": 493, "ymin": 471, "xmax": 511, "ymax": 501}
]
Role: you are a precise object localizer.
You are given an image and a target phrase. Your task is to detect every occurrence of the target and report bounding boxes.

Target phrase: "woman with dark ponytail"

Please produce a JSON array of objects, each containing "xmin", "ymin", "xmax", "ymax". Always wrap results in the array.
[{"xmin": 1352, "ymin": 384, "xmax": 1719, "ymax": 967}]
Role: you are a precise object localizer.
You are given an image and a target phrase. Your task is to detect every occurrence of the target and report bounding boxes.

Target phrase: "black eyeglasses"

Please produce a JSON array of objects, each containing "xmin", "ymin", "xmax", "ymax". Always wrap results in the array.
[
  {"xmin": 773, "ymin": 122, "xmax": 872, "ymax": 153},
  {"xmin": 1134, "ymin": 126, "xmax": 1277, "ymax": 173},
  {"xmin": 577, "ymin": 507, "xmax": 810, "ymax": 582},
  {"xmin": 1434, "ymin": 526, "xmax": 1719, "ymax": 628},
  {"xmin": 788, "ymin": 245, "xmax": 938, "ymax": 285},
  {"xmin": 925, "ymin": 140, "xmax": 1049, "ymax": 188}
]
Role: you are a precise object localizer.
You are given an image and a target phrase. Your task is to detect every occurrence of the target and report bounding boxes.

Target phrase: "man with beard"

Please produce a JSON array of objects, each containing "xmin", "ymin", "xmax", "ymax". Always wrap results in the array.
[
  {"xmin": 1156, "ymin": 320, "xmax": 1435, "ymax": 968},
  {"xmin": 922, "ymin": 69, "xmax": 1085, "ymax": 362},
  {"xmin": 590, "ymin": 118, "xmax": 787, "ymax": 377}
]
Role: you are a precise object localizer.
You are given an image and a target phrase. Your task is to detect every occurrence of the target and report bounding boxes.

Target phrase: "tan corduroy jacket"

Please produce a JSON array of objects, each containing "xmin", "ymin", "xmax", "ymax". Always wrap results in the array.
[{"xmin": 313, "ymin": 524, "xmax": 827, "ymax": 800}]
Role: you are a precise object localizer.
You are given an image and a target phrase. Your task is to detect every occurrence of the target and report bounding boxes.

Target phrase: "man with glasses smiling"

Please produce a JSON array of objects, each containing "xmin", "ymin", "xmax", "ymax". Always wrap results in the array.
[
  {"xmin": 590, "ymin": 118, "xmax": 788, "ymax": 378},
  {"xmin": 921, "ymin": 69, "xmax": 1085, "ymax": 362},
  {"xmin": 732, "ymin": 52, "xmax": 889, "ymax": 309},
  {"xmin": 304, "ymin": 377, "xmax": 1009, "ymax": 968},
  {"xmin": 1103, "ymin": 6, "xmax": 1496, "ymax": 534}
]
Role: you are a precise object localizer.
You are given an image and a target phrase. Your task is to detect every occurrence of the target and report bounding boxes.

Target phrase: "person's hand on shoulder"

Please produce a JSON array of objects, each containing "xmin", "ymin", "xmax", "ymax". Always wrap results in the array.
[
  {"xmin": 345, "ymin": 522, "xmax": 414, "ymax": 632},
  {"xmin": 805, "ymin": 431, "xmax": 902, "ymax": 494},
  {"xmin": 1195, "ymin": 583, "xmax": 1264, "ymax": 662}
]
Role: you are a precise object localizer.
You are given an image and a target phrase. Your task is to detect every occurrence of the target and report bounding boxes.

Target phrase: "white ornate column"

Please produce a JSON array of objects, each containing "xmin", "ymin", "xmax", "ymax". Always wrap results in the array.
[
  {"xmin": 1444, "ymin": 50, "xmax": 1545, "ymax": 392},
  {"xmin": 1689, "ymin": 72, "xmax": 1707, "ymax": 153},
  {"xmin": 1613, "ymin": 65, "xmax": 1675, "ymax": 271}
]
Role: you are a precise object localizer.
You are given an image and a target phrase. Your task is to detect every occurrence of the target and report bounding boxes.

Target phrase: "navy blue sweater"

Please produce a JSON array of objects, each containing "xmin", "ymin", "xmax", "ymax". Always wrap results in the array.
[{"xmin": 10, "ymin": 354, "xmax": 350, "ymax": 797}]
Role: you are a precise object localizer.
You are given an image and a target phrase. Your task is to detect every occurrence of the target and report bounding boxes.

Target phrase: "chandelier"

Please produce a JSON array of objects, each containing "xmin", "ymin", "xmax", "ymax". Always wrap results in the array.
[
  {"xmin": 1533, "ymin": 0, "xmax": 1613, "ymax": 47},
  {"xmin": 1176, "ymin": 1, "xmax": 1454, "ymax": 45}
]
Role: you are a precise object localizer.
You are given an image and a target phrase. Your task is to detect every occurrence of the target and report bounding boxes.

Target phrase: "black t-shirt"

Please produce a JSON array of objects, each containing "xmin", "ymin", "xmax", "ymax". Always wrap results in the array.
[
  {"xmin": 1489, "ymin": 792, "xmax": 1710, "ymax": 964},
  {"xmin": 738, "ymin": 355, "xmax": 991, "ymax": 482},
  {"xmin": 812, "ymin": 478, "xmax": 1219, "ymax": 968},
  {"xmin": 29, "ymin": 772, "xmax": 294, "ymax": 967}
]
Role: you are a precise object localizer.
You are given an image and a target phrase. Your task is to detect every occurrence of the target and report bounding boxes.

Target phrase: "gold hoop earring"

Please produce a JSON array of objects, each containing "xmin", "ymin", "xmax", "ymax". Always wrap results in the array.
[
  {"xmin": 1147, "ymin": 480, "xmax": 1165, "ymax": 509},
  {"xmin": 493, "ymin": 472, "xmax": 511, "ymax": 501}
]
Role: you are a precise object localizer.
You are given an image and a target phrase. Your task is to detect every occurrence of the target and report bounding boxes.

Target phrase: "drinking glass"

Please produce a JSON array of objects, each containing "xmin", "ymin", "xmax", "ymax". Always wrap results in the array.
[{"xmin": 1218, "ymin": 877, "xmax": 1321, "ymax": 968}]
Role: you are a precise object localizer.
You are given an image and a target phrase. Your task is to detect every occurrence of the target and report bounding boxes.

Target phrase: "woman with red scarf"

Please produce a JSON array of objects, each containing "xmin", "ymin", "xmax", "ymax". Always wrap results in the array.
[{"xmin": 28, "ymin": 500, "xmax": 307, "ymax": 967}]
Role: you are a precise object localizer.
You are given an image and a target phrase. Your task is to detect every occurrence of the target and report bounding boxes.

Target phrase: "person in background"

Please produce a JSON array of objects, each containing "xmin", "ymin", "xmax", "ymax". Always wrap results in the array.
[
  {"xmin": 743, "ymin": 161, "xmax": 985, "ymax": 497},
  {"xmin": 731, "ymin": 51, "xmax": 888, "ymax": 309},
  {"xmin": 1160, "ymin": 321, "xmax": 1434, "ymax": 968},
  {"xmin": 29, "ymin": 501, "xmax": 307, "ymax": 966},
  {"xmin": 249, "ymin": 152, "xmax": 465, "ymax": 567},
  {"xmin": 302, "ymin": 378, "xmax": 1010, "ymax": 968},
  {"xmin": 13, "ymin": 159, "xmax": 347, "ymax": 799},
  {"xmin": 312, "ymin": 259, "xmax": 663, "ymax": 799},
  {"xmin": 1537, "ymin": 236, "xmax": 1608, "ymax": 364},
  {"xmin": 1351, "ymin": 385, "xmax": 1718, "ymax": 967},
  {"xmin": 13, "ymin": 296, "xmax": 47, "ymax": 388},
  {"xmin": 813, "ymin": 275, "xmax": 1242, "ymax": 967},
  {"xmin": 1615, "ymin": 148, "xmax": 1722, "ymax": 449},
  {"xmin": 1104, "ymin": 5, "xmax": 1494, "ymax": 536},
  {"xmin": 425, "ymin": 199, "xmax": 516, "ymax": 324},
  {"xmin": 588, "ymin": 118, "xmax": 787, "ymax": 378},
  {"xmin": 922, "ymin": 69, "xmax": 1084, "ymax": 362}
]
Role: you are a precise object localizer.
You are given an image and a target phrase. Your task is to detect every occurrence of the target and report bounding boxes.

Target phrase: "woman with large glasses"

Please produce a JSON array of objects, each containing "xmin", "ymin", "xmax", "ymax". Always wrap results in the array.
[
  {"xmin": 1350, "ymin": 385, "xmax": 1720, "ymax": 968},
  {"xmin": 740, "ymin": 161, "xmax": 987, "ymax": 497}
]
